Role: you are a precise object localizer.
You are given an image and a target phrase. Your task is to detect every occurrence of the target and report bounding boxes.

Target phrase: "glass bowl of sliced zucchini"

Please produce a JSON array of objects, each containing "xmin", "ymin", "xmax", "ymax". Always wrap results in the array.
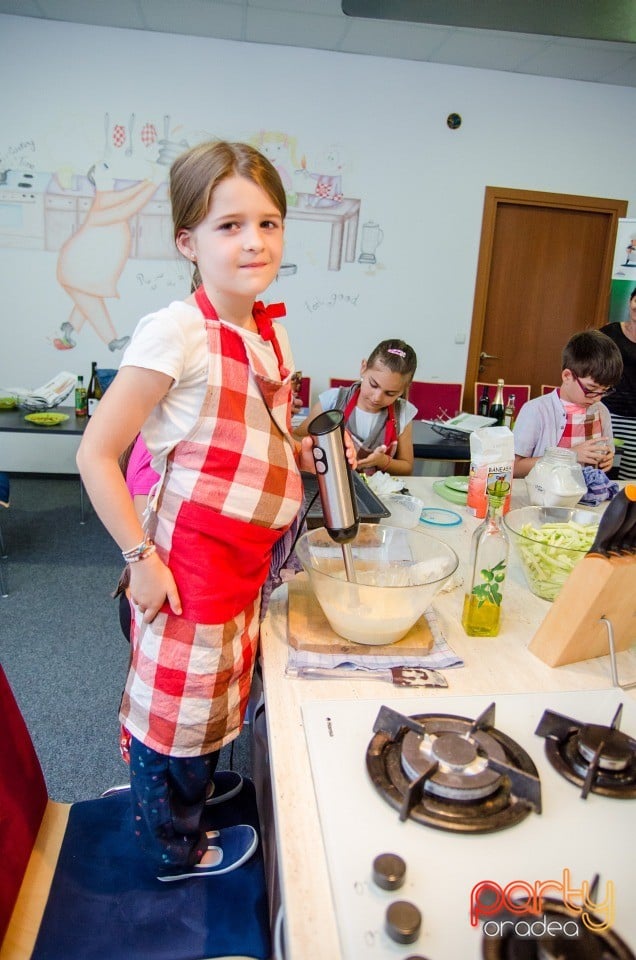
[{"xmin": 504, "ymin": 505, "xmax": 599, "ymax": 602}]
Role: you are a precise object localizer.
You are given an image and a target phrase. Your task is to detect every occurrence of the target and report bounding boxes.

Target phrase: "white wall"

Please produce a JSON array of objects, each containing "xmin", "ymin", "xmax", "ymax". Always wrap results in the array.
[{"xmin": 1, "ymin": 14, "xmax": 634, "ymax": 471}]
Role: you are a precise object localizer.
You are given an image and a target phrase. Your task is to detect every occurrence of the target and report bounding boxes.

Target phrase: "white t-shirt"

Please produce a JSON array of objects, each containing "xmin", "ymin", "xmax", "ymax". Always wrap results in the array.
[
  {"xmin": 318, "ymin": 386, "xmax": 417, "ymax": 443},
  {"xmin": 121, "ymin": 299, "xmax": 295, "ymax": 473}
]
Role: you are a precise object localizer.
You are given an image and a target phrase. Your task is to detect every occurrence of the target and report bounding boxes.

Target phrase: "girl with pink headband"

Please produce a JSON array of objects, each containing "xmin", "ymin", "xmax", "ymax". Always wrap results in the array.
[{"xmin": 297, "ymin": 338, "xmax": 418, "ymax": 475}]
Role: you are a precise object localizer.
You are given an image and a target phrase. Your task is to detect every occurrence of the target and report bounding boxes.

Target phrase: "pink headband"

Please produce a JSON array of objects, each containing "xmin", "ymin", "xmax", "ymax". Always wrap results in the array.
[{"xmin": 387, "ymin": 348, "xmax": 406, "ymax": 358}]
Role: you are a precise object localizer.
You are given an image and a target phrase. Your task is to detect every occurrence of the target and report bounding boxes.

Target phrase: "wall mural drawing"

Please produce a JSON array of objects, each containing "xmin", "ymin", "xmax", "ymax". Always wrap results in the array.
[
  {"xmin": 249, "ymin": 132, "xmax": 366, "ymax": 270},
  {"xmin": 54, "ymin": 159, "xmax": 166, "ymax": 351},
  {"xmin": 0, "ymin": 116, "xmax": 382, "ymax": 356}
]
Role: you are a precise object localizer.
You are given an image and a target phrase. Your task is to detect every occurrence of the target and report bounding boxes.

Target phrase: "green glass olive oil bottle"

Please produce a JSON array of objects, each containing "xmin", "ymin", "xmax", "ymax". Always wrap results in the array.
[{"xmin": 461, "ymin": 493, "xmax": 509, "ymax": 636}]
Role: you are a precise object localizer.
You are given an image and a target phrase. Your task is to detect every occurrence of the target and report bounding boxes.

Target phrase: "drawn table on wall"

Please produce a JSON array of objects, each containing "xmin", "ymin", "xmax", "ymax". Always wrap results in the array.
[{"xmin": 286, "ymin": 193, "xmax": 361, "ymax": 271}]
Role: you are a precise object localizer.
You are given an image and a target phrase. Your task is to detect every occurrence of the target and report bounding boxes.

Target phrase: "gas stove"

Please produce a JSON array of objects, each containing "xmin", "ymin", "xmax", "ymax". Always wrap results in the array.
[{"xmin": 302, "ymin": 689, "xmax": 636, "ymax": 959}]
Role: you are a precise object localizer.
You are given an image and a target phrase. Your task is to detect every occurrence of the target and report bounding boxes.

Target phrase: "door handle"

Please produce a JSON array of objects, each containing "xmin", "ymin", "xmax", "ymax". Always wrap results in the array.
[{"xmin": 480, "ymin": 351, "xmax": 501, "ymax": 361}]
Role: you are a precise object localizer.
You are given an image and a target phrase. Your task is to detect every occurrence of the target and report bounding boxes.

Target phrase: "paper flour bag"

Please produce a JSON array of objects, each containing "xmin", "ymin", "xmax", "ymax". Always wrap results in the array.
[{"xmin": 466, "ymin": 426, "xmax": 514, "ymax": 518}]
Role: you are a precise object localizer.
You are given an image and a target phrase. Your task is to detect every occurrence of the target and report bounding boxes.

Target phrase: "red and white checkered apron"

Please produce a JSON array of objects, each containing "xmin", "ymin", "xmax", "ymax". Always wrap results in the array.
[
  {"xmin": 558, "ymin": 397, "xmax": 603, "ymax": 448},
  {"xmin": 119, "ymin": 291, "xmax": 302, "ymax": 757}
]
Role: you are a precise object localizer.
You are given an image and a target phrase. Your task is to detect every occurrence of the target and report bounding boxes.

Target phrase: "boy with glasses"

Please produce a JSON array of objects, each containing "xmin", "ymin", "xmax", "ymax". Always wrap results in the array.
[{"xmin": 513, "ymin": 330, "xmax": 623, "ymax": 478}]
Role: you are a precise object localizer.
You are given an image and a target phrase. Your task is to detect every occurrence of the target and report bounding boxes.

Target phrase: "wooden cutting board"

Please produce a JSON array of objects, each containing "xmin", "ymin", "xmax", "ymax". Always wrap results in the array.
[
  {"xmin": 529, "ymin": 554, "xmax": 636, "ymax": 667},
  {"xmin": 287, "ymin": 573, "xmax": 435, "ymax": 656}
]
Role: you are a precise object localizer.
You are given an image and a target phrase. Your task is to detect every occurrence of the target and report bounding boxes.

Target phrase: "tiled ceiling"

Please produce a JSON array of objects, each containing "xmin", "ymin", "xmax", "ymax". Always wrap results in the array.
[{"xmin": 2, "ymin": 0, "xmax": 636, "ymax": 88}]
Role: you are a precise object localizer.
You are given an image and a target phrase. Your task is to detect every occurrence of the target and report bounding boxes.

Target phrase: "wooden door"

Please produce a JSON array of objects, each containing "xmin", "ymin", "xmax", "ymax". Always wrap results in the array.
[{"xmin": 465, "ymin": 188, "xmax": 627, "ymax": 410}]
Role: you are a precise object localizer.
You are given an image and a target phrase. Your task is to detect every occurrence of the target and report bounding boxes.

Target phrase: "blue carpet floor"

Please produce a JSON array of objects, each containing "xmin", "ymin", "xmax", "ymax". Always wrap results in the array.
[{"xmin": 1, "ymin": 474, "xmax": 252, "ymax": 802}]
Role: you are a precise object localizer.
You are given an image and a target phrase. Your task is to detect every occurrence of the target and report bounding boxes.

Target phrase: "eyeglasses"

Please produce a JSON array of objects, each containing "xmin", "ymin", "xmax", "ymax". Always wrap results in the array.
[{"xmin": 573, "ymin": 375, "xmax": 615, "ymax": 399}]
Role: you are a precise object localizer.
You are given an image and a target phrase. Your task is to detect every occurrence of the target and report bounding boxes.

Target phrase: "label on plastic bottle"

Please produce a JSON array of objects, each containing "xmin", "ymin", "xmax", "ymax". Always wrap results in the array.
[{"xmin": 466, "ymin": 426, "xmax": 514, "ymax": 518}]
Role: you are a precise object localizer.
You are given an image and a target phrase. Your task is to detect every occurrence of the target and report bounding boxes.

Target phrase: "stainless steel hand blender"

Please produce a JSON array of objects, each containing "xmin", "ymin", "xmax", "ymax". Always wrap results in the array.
[{"xmin": 308, "ymin": 410, "xmax": 359, "ymax": 582}]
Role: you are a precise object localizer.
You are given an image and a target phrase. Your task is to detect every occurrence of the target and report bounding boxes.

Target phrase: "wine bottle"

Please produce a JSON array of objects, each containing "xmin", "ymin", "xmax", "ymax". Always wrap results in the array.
[
  {"xmin": 74, "ymin": 375, "xmax": 87, "ymax": 418},
  {"xmin": 477, "ymin": 385, "xmax": 490, "ymax": 417},
  {"xmin": 489, "ymin": 378, "xmax": 505, "ymax": 426},
  {"xmin": 503, "ymin": 393, "xmax": 516, "ymax": 429},
  {"xmin": 87, "ymin": 362, "xmax": 103, "ymax": 417},
  {"xmin": 461, "ymin": 493, "xmax": 509, "ymax": 637}
]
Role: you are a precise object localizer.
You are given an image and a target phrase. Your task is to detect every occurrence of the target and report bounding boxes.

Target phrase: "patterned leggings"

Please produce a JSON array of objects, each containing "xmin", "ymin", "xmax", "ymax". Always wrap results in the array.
[{"xmin": 129, "ymin": 735, "xmax": 219, "ymax": 869}]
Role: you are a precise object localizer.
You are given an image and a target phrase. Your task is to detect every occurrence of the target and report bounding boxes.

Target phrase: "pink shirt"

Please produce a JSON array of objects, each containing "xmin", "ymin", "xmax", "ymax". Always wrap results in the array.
[{"xmin": 125, "ymin": 435, "xmax": 159, "ymax": 498}]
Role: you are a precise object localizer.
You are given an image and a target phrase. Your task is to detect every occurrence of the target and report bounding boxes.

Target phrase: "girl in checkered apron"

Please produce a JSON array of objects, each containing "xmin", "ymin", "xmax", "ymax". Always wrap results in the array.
[
  {"xmin": 77, "ymin": 141, "xmax": 336, "ymax": 880},
  {"xmin": 296, "ymin": 339, "xmax": 418, "ymax": 476}
]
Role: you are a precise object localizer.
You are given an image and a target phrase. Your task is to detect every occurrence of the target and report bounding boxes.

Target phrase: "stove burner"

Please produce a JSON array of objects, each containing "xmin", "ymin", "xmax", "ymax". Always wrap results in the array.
[
  {"xmin": 366, "ymin": 703, "xmax": 541, "ymax": 834},
  {"xmin": 481, "ymin": 896, "xmax": 635, "ymax": 960},
  {"xmin": 402, "ymin": 721, "xmax": 507, "ymax": 801},
  {"xmin": 578, "ymin": 724, "xmax": 633, "ymax": 771},
  {"xmin": 535, "ymin": 703, "xmax": 636, "ymax": 800}
]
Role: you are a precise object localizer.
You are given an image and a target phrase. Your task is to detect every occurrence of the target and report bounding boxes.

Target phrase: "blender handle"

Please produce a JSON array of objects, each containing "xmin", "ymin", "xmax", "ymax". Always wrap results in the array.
[{"xmin": 308, "ymin": 409, "xmax": 359, "ymax": 544}]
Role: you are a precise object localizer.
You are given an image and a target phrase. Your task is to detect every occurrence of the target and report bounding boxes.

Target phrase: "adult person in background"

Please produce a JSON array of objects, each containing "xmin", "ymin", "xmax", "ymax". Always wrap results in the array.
[{"xmin": 600, "ymin": 287, "xmax": 636, "ymax": 479}]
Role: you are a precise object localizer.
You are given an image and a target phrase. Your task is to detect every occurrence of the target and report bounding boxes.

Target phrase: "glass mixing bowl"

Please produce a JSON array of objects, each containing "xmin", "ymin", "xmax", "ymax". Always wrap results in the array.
[
  {"xmin": 294, "ymin": 522, "xmax": 458, "ymax": 645},
  {"xmin": 504, "ymin": 505, "xmax": 600, "ymax": 602}
]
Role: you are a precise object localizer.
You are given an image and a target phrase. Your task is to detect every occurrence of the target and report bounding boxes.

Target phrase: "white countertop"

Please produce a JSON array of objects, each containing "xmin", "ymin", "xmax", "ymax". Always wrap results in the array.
[{"xmin": 259, "ymin": 477, "xmax": 636, "ymax": 960}]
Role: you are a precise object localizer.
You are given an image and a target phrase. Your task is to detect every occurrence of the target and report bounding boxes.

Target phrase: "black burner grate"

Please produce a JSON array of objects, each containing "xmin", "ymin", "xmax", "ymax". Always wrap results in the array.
[
  {"xmin": 535, "ymin": 704, "xmax": 636, "ymax": 800},
  {"xmin": 482, "ymin": 896, "xmax": 635, "ymax": 959},
  {"xmin": 366, "ymin": 704, "xmax": 541, "ymax": 835}
]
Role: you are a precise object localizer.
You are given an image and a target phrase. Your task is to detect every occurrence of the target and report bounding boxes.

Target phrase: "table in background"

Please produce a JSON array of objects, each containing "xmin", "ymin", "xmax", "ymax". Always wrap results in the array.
[
  {"xmin": 412, "ymin": 419, "xmax": 470, "ymax": 465},
  {"xmin": 0, "ymin": 406, "xmax": 89, "ymax": 522}
]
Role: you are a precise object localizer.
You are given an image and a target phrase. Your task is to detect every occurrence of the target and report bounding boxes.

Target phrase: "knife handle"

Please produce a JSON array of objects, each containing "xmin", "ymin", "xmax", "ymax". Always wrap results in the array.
[
  {"xmin": 296, "ymin": 666, "xmax": 384, "ymax": 682},
  {"xmin": 588, "ymin": 487, "xmax": 634, "ymax": 555}
]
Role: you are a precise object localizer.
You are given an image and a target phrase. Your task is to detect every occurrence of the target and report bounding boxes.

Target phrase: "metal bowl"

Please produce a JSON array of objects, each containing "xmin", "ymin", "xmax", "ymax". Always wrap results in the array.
[
  {"xmin": 504, "ymin": 505, "xmax": 600, "ymax": 602},
  {"xmin": 294, "ymin": 522, "xmax": 458, "ymax": 645}
]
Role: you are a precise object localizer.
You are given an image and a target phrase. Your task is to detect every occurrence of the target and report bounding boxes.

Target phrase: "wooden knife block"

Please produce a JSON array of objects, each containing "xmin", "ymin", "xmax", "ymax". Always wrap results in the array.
[{"xmin": 529, "ymin": 555, "xmax": 636, "ymax": 667}]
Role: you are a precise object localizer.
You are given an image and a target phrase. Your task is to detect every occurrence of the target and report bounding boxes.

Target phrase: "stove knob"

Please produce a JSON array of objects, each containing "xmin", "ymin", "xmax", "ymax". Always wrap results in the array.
[
  {"xmin": 372, "ymin": 853, "xmax": 406, "ymax": 891},
  {"xmin": 385, "ymin": 900, "xmax": 422, "ymax": 944}
]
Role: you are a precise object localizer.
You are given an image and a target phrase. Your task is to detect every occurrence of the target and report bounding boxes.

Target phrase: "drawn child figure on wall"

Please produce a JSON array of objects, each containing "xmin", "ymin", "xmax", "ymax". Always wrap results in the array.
[
  {"xmin": 299, "ymin": 144, "xmax": 345, "ymax": 208},
  {"xmin": 250, "ymin": 129, "xmax": 299, "ymax": 202},
  {"xmin": 53, "ymin": 157, "xmax": 166, "ymax": 351}
]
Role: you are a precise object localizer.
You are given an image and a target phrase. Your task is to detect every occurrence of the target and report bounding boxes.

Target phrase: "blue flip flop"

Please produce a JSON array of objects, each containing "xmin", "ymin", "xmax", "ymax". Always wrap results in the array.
[{"xmin": 157, "ymin": 824, "xmax": 258, "ymax": 881}]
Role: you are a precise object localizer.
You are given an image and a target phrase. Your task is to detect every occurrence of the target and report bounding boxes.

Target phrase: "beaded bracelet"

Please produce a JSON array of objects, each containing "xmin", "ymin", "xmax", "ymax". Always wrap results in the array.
[
  {"xmin": 122, "ymin": 538, "xmax": 156, "ymax": 563},
  {"xmin": 127, "ymin": 543, "xmax": 156, "ymax": 563}
]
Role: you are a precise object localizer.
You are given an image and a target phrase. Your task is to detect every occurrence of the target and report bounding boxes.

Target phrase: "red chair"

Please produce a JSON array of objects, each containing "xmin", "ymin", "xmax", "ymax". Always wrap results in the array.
[
  {"xmin": 474, "ymin": 382, "xmax": 531, "ymax": 416},
  {"xmin": 407, "ymin": 381, "xmax": 464, "ymax": 421},
  {"xmin": 0, "ymin": 665, "xmax": 270, "ymax": 960},
  {"xmin": 298, "ymin": 376, "xmax": 311, "ymax": 407},
  {"xmin": 541, "ymin": 384, "xmax": 558, "ymax": 395},
  {"xmin": 329, "ymin": 378, "xmax": 356, "ymax": 389}
]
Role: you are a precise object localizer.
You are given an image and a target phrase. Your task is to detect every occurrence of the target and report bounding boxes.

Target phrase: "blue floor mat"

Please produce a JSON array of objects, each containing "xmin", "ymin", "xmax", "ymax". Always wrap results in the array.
[{"xmin": 32, "ymin": 778, "xmax": 270, "ymax": 960}]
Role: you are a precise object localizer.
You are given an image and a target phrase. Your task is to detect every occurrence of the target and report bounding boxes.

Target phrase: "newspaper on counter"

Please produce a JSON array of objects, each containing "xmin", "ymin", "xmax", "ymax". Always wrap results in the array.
[
  {"xmin": 5, "ymin": 371, "xmax": 76, "ymax": 411},
  {"xmin": 435, "ymin": 412, "xmax": 497, "ymax": 433}
]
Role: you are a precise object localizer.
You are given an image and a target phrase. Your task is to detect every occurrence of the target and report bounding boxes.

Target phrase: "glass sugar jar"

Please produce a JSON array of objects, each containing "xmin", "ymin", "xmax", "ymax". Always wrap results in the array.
[{"xmin": 525, "ymin": 447, "xmax": 586, "ymax": 508}]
